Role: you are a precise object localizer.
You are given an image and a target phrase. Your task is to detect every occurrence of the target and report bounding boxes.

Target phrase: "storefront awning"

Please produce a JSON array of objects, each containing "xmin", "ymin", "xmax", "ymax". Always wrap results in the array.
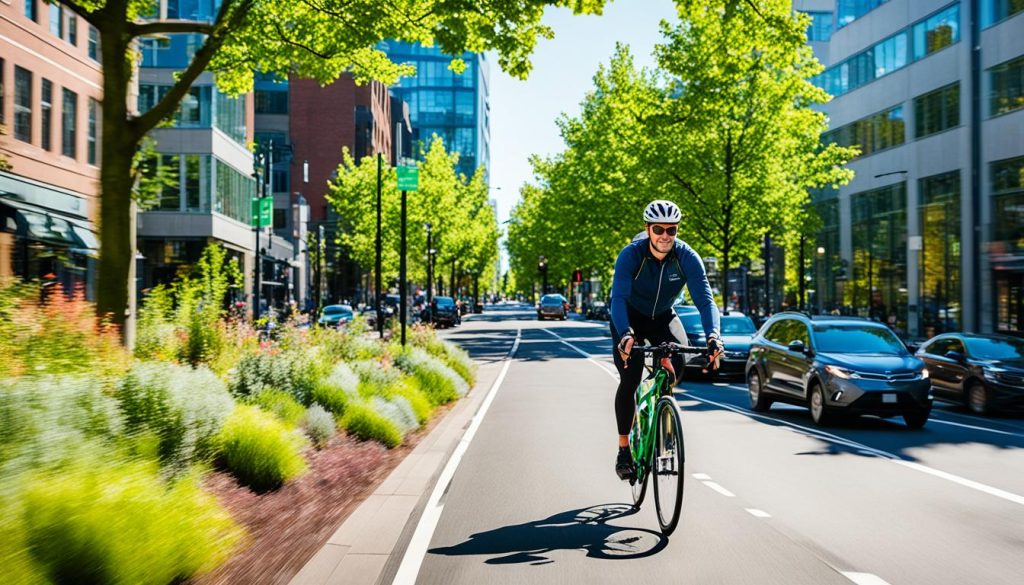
[{"xmin": 0, "ymin": 199, "xmax": 98, "ymax": 256}]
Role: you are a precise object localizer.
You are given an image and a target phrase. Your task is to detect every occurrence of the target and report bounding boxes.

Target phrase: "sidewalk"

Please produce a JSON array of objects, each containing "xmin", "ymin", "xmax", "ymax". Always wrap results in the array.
[{"xmin": 288, "ymin": 348, "xmax": 507, "ymax": 585}]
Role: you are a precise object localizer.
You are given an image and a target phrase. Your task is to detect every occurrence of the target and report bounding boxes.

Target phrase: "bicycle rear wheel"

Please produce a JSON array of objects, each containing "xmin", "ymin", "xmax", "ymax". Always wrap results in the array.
[
  {"xmin": 631, "ymin": 459, "xmax": 649, "ymax": 508},
  {"xmin": 652, "ymin": 396, "xmax": 685, "ymax": 535}
]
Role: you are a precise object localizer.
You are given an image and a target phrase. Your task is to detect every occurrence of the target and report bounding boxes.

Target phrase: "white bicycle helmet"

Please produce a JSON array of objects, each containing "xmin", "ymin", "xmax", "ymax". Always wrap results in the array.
[{"xmin": 643, "ymin": 200, "xmax": 682, "ymax": 224}]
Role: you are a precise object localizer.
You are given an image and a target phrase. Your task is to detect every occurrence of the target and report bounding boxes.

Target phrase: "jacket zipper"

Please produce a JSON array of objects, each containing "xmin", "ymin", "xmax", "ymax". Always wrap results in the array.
[{"xmin": 652, "ymin": 262, "xmax": 665, "ymax": 319}]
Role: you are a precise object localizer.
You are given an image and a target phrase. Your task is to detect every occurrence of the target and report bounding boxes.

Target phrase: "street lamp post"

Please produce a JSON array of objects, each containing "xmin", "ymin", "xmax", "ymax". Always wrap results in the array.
[
  {"xmin": 538, "ymin": 256, "xmax": 548, "ymax": 296},
  {"xmin": 425, "ymin": 222, "xmax": 434, "ymax": 312}
]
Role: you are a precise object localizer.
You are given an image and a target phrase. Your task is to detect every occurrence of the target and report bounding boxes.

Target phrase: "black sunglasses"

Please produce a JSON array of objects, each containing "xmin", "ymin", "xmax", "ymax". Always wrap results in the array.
[{"xmin": 650, "ymin": 225, "xmax": 678, "ymax": 236}]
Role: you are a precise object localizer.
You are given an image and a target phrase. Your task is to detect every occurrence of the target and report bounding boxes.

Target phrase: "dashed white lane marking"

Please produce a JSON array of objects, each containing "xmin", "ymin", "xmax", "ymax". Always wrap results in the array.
[
  {"xmin": 685, "ymin": 392, "xmax": 1024, "ymax": 508},
  {"xmin": 841, "ymin": 572, "xmax": 893, "ymax": 585},
  {"xmin": 692, "ymin": 473, "xmax": 712, "ymax": 480},
  {"xmin": 392, "ymin": 329, "xmax": 522, "ymax": 585},
  {"xmin": 745, "ymin": 508, "xmax": 772, "ymax": 518},
  {"xmin": 702, "ymin": 481, "xmax": 736, "ymax": 497}
]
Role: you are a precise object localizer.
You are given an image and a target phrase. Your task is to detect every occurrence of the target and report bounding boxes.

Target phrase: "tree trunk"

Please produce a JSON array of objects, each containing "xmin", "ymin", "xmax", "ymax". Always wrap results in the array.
[
  {"xmin": 722, "ymin": 246, "xmax": 730, "ymax": 313},
  {"xmin": 95, "ymin": 26, "xmax": 138, "ymax": 337}
]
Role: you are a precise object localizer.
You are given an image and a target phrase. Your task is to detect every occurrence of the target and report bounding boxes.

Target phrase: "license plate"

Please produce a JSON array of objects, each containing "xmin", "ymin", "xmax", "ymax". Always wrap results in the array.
[{"xmin": 882, "ymin": 393, "xmax": 897, "ymax": 404}]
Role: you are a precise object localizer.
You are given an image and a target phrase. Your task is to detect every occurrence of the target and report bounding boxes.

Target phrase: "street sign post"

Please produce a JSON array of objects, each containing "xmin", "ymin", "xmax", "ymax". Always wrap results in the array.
[
  {"xmin": 251, "ymin": 197, "xmax": 273, "ymax": 228},
  {"xmin": 397, "ymin": 166, "xmax": 419, "ymax": 192}
]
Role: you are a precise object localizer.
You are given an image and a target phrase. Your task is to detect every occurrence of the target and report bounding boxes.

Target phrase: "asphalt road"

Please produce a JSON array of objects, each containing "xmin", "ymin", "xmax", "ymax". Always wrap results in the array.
[{"xmin": 407, "ymin": 304, "xmax": 1024, "ymax": 585}]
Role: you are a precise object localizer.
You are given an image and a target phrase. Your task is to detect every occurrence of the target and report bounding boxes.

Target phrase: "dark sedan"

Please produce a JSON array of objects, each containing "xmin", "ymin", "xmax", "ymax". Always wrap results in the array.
[
  {"xmin": 586, "ymin": 301, "xmax": 610, "ymax": 321},
  {"xmin": 916, "ymin": 333, "xmax": 1024, "ymax": 415},
  {"xmin": 745, "ymin": 313, "xmax": 932, "ymax": 428},
  {"xmin": 673, "ymin": 306, "xmax": 756, "ymax": 377},
  {"xmin": 538, "ymin": 294, "xmax": 568, "ymax": 320},
  {"xmin": 430, "ymin": 296, "xmax": 459, "ymax": 328}
]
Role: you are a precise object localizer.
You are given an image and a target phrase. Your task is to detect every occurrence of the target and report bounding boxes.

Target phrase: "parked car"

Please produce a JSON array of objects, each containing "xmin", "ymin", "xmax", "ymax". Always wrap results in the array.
[
  {"xmin": 916, "ymin": 333, "xmax": 1024, "ymax": 415},
  {"xmin": 745, "ymin": 312, "xmax": 932, "ymax": 428},
  {"xmin": 672, "ymin": 305, "xmax": 756, "ymax": 376},
  {"xmin": 538, "ymin": 294, "xmax": 568, "ymax": 320},
  {"xmin": 318, "ymin": 304, "xmax": 354, "ymax": 328},
  {"xmin": 430, "ymin": 296, "xmax": 459, "ymax": 327},
  {"xmin": 586, "ymin": 301, "xmax": 610, "ymax": 321}
]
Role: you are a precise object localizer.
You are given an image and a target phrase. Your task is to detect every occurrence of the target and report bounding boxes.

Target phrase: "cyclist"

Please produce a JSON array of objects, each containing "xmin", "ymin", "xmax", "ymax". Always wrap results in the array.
[{"xmin": 611, "ymin": 200, "xmax": 723, "ymax": 480}]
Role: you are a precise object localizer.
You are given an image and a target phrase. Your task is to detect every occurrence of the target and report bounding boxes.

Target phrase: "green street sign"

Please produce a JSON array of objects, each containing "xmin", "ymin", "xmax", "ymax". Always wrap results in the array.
[
  {"xmin": 251, "ymin": 197, "xmax": 273, "ymax": 228},
  {"xmin": 397, "ymin": 166, "xmax": 419, "ymax": 191}
]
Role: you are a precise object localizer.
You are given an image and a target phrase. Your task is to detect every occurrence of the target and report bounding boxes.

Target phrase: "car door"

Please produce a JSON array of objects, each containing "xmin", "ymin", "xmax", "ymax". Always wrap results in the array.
[
  {"xmin": 919, "ymin": 338, "xmax": 955, "ymax": 398},
  {"xmin": 775, "ymin": 320, "xmax": 812, "ymax": 398},
  {"xmin": 943, "ymin": 337, "xmax": 971, "ymax": 400},
  {"xmin": 760, "ymin": 319, "xmax": 794, "ymax": 392}
]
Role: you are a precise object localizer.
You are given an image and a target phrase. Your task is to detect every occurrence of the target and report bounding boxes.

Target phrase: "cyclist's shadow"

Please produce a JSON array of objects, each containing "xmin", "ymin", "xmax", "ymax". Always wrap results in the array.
[{"xmin": 427, "ymin": 503, "xmax": 668, "ymax": 565}]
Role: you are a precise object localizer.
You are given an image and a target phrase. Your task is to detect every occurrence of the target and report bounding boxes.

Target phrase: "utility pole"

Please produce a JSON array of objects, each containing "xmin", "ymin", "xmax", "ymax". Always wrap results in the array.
[
  {"xmin": 253, "ymin": 153, "xmax": 264, "ymax": 321},
  {"xmin": 375, "ymin": 152, "xmax": 384, "ymax": 338},
  {"xmin": 763, "ymin": 234, "xmax": 772, "ymax": 316},
  {"xmin": 799, "ymin": 235, "xmax": 806, "ymax": 311}
]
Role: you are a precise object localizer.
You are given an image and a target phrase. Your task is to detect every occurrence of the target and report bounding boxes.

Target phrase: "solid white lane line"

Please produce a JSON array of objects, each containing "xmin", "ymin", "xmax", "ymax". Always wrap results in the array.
[
  {"xmin": 927, "ymin": 417, "xmax": 1024, "ymax": 438},
  {"xmin": 841, "ymin": 572, "xmax": 893, "ymax": 585},
  {"xmin": 745, "ymin": 508, "xmax": 772, "ymax": 518},
  {"xmin": 684, "ymin": 393, "xmax": 1024, "ymax": 508},
  {"xmin": 392, "ymin": 329, "xmax": 522, "ymax": 585},
  {"xmin": 702, "ymin": 481, "xmax": 736, "ymax": 497},
  {"xmin": 541, "ymin": 328, "xmax": 620, "ymax": 380},
  {"xmin": 692, "ymin": 473, "xmax": 712, "ymax": 480}
]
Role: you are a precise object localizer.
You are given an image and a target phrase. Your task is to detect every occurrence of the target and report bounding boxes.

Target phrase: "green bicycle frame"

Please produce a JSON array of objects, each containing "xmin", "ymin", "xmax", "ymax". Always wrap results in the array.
[{"xmin": 628, "ymin": 368, "xmax": 670, "ymax": 481}]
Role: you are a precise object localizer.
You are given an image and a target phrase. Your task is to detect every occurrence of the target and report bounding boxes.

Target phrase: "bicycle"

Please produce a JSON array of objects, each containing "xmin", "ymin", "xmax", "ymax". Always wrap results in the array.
[{"xmin": 627, "ymin": 343, "xmax": 714, "ymax": 535}]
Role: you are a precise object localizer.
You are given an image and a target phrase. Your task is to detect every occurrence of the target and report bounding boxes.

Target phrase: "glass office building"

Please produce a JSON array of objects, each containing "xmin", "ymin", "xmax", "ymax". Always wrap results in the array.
[
  {"xmin": 382, "ymin": 42, "xmax": 490, "ymax": 179},
  {"xmin": 796, "ymin": 0, "xmax": 1024, "ymax": 336}
]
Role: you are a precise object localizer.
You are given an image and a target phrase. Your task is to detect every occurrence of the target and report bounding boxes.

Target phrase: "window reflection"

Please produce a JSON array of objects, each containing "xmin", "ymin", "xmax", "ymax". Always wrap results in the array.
[
  {"xmin": 848, "ymin": 183, "xmax": 908, "ymax": 334},
  {"xmin": 919, "ymin": 171, "xmax": 961, "ymax": 336}
]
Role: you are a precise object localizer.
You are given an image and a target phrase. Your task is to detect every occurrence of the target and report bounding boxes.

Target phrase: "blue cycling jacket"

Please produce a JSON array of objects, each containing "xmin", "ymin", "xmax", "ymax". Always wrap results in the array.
[{"xmin": 610, "ymin": 237, "xmax": 720, "ymax": 340}]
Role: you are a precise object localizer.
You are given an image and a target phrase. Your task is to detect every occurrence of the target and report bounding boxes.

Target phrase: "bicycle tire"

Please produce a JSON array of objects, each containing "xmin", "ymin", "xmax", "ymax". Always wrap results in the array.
[
  {"xmin": 631, "ymin": 455, "xmax": 650, "ymax": 508},
  {"xmin": 652, "ymin": 396, "xmax": 685, "ymax": 535}
]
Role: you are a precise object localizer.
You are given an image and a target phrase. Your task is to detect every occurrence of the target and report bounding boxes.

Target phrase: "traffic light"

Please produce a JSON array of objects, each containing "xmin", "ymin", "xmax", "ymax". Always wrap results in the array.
[{"xmin": 573, "ymin": 269, "xmax": 583, "ymax": 283}]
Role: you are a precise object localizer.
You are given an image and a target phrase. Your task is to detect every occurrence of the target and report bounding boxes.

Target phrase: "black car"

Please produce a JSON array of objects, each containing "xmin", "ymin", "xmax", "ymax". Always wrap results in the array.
[
  {"xmin": 537, "ymin": 294, "xmax": 568, "ymax": 320},
  {"xmin": 745, "ymin": 313, "xmax": 932, "ymax": 428},
  {"xmin": 586, "ymin": 301, "xmax": 610, "ymax": 321},
  {"xmin": 430, "ymin": 296, "xmax": 459, "ymax": 327},
  {"xmin": 916, "ymin": 333, "xmax": 1024, "ymax": 415},
  {"xmin": 673, "ymin": 306, "xmax": 756, "ymax": 376}
]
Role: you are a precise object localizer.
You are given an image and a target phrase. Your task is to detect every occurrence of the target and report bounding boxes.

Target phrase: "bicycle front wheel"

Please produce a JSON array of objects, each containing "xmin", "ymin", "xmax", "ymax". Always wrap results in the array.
[{"xmin": 652, "ymin": 396, "xmax": 685, "ymax": 535}]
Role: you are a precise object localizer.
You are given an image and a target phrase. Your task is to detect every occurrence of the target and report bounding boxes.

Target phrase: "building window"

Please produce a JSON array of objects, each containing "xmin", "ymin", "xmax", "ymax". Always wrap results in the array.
[
  {"xmin": 912, "ymin": 3, "xmax": 960, "ymax": 61},
  {"xmin": 982, "ymin": 0, "xmax": 1024, "ymax": 27},
  {"xmin": 811, "ymin": 198, "xmax": 842, "ymax": 313},
  {"xmin": 87, "ymin": 98, "xmax": 98, "ymax": 165},
  {"xmin": 803, "ymin": 11, "xmax": 834, "ymax": 42},
  {"xmin": 41, "ymin": 79, "xmax": 53, "ymax": 151},
  {"xmin": 215, "ymin": 159, "xmax": 256, "ymax": 224},
  {"xmin": 214, "ymin": 90, "xmax": 246, "ymax": 143},
  {"xmin": 873, "ymin": 33, "xmax": 908, "ymax": 78},
  {"xmin": 62, "ymin": 88, "xmax": 77, "ymax": 158},
  {"xmin": 254, "ymin": 89, "xmax": 288, "ymax": 114},
  {"xmin": 68, "ymin": 13, "xmax": 77, "ymax": 46},
  {"xmin": 185, "ymin": 155, "xmax": 202, "ymax": 211},
  {"xmin": 837, "ymin": 0, "xmax": 888, "ymax": 28},
  {"xmin": 158, "ymin": 155, "xmax": 182, "ymax": 210},
  {"xmin": 49, "ymin": 4, "xmax": 62, "ymax": 38},
  {"xmin": 88, "ymin": 26, "xmax": 99, "ymax": 61},
  {"xmin": 991, "ymin": 156, "xmax": 1024, "ymax": 332},
  {"xmin": 24, "ymin": 0, "xmax": 37, "ymax": 22},
  {"xmin": 915, "ymin": 82, "xmax": 960, "ymax": 138},
  {"xmin": 14, "ymin": 66, "xmax": 32, "ymax": 143},
  {"xmin": 990, "ymin": 55, "xmax": 1024, "ymax": 116},
  {"xmin": 849, "ymin": 182, "xmax": 908, "ymax": 333},
  {"xmin": 822, "ymin": 105, "xmax": 905, "ymax": 158},
  {"xmin": 0, "ymin": 58, "xmax": 5, "ymax": 126},
  {"xmin": 919, "ymin": 171, "xmax": 961, "ymax": 335}
]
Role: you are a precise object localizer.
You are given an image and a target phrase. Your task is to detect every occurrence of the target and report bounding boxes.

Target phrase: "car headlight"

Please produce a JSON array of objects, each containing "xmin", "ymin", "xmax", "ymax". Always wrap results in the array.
[
  {"xmin": 920, "ymin": 367, "xmax": 929, "ymax": 380},
  {"xmin": 825, "ymin": 365, "xmax": 858, "ymax": 379},
  {"xmin": 983, "ymin": 368, "xmax": 1004, "ymax": 382}
]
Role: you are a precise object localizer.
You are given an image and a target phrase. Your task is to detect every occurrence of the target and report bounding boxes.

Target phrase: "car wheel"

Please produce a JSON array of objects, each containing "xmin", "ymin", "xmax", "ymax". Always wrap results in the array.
[
  {"xmin": 968, "ymin": 382, "xmax": 990, "ymax": 416},
  {"xmin": 903, "ymin": 406, "xmax": 931, "ymax": 429},
  {"xmin": 808, "ymin": 383, "xmax": 832, "ymax": 426},
  {"xmin": 748, "ymin": 370, "xmax": 773, "ymax": 412}
]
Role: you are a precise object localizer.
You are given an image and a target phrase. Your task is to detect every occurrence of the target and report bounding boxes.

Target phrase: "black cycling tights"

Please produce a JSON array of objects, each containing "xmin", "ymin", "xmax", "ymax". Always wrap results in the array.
[{"xmin": 611, "ymin": 307, "xmax": 685, "ymax": 436}]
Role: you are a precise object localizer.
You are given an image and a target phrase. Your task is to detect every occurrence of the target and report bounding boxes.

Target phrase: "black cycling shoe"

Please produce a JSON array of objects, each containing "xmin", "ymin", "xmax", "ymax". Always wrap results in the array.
[{"xmin": 615, "ymin": 446, "xmax": 635, "ymax": 481}]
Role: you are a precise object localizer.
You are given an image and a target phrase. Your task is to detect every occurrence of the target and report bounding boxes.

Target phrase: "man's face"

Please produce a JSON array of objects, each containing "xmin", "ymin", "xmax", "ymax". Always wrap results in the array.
[{"xmin": 647, "ymin": 223, "xmax": 677, "ymax": 253}]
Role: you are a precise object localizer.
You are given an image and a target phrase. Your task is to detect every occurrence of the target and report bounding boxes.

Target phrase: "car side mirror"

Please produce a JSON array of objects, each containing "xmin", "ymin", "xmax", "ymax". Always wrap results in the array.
[
  {"xmin": 906, "ymin": 343, "xmax": 920, "ymax": 353},
  {"xmin": 944, "ymin": 350, "xmax": 965, "ymax": 362},
  {"xmin": 787, "ymin": 340, "xmax": 807, "ymax": 354}
]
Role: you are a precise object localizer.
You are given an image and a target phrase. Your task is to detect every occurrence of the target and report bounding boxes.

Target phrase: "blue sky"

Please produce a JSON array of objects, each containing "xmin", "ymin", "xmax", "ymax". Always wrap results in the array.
[{"xmin": 486, "ymin": 0, "xmax": 679, "ymax": 225}]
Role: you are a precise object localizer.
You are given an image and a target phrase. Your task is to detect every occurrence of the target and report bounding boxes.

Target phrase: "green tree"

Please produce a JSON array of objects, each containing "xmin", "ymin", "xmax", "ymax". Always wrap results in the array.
[
  {"xmin": 66, "ymin": 0, "xmax": 611, "ymax": 336},
  {"xmin": 648, "ymin": 0, "xmax": 856, "ymax": 308}
]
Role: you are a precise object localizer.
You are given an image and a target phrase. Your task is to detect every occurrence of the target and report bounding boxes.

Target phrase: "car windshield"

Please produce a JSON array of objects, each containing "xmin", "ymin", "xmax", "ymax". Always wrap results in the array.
[
  {"xmin": 541, "ymin": 296, "xmax": 563, "ymax": 306},
  {"xmin": 722, "ymin": 316, "xmax": 756, "ymax": 334},
  {"xmin": 964, "ymin": 337, "xmax": 1024, "ymax": 360},
  {"xmin": 679, "ymin": 313, "xmax": 704, "ymax": 335},
  {"xmin": 435, "ymin": 297, "xmax": 455, "ymax": 307},
  {"xmin": 322, "ymin": 305, "xmax": 350, "ymax": 315},
  {"xmin": 813, "ymin": 325, "xmax": 906, "ymax": 354}
]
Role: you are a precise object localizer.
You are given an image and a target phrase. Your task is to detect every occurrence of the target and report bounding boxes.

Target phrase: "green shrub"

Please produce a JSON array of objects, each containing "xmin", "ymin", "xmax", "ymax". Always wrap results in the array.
[
  {"xmin": 410, "ymin": 326, "xmax": 475, "ymax": 385},
  {"xmin": 372, "ymin": 396, "xmax": 419, "ymax": 435},
  {"xmin": 340, "ymin": 403, "xmax": 402, "ymax": 448},
  {"xmin": 309, "ymin": 379, "xmax": 352, "ymax": 417},
  {"xmin": 18, "ymin": 453, "xmax": 242, "ymax": 585},
  {"xmin": 395, "ymin": 347, "xmax": 466, "ymax": 406},
  {"xmin": 116, "ymin": 363, "xmax": 235, "ymax": 471},
  {"xmin": 252, "ymin": 388, "xmax": 306, "ymax": 427},
  {"xmin": 352, "ymin": 359, "xmax": 403, "ymax": 399},
  {"xmin": 228, "ymin": 347, "xmax": 329, "ymax": 406},
  {"xmin": 217, "ymin": 405, "xmax": 307, "ymax": 492},
  {"xmin": 0, "ymin": 375, "xmax": 123, "ymax": 478},
  {"xmin": 396, "ymin": 379, "xmax": 434, "ymax": 425},
  {"xmin": 303, "ymin": 404, "xmax": 336, "ymax": 448}
]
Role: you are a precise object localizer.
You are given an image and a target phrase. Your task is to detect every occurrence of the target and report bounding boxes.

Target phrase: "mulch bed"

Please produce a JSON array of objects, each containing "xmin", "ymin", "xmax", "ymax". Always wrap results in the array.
[{"xmin": 191, "ymin": 404, "xmax": 452, "ymax": 585}]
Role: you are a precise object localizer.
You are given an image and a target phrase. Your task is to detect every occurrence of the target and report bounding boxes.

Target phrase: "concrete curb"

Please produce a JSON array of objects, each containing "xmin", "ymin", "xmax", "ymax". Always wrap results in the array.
[{"xmin": 288, "ymin": 356, "xmax": 507, "ymax": 585}]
